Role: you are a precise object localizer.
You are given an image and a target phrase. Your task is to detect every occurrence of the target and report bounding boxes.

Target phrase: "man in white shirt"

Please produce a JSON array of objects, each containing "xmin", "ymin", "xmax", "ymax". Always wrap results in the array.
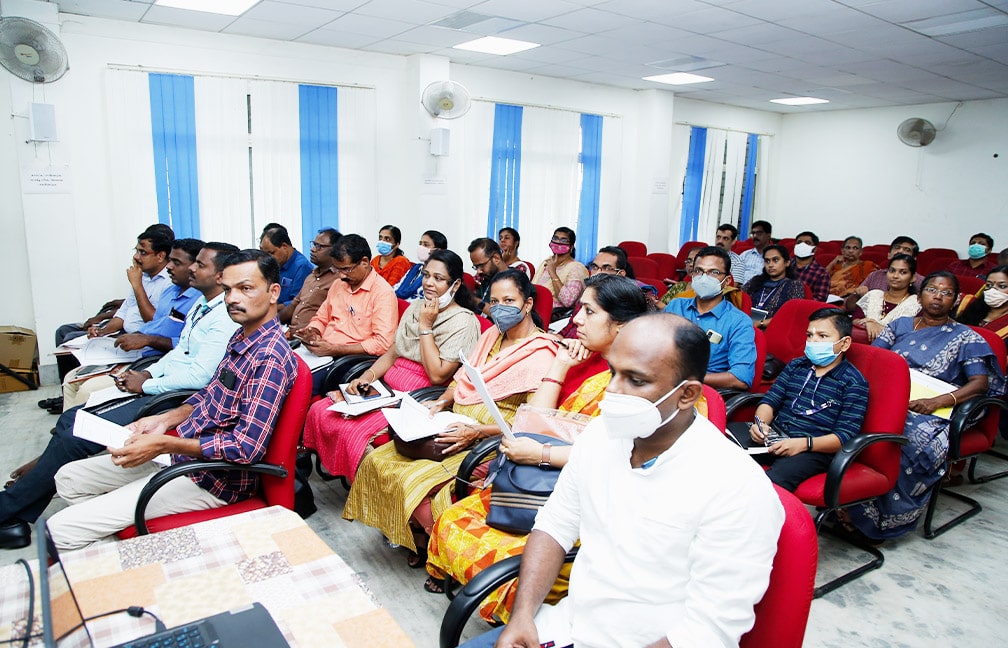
[
  {"xmin": 736, "ymin": 220, "xmax": 774, "ymax": 286},
  {"xmin": 464, "ymin": 313, "xmax": 784, "ymax": 648}
]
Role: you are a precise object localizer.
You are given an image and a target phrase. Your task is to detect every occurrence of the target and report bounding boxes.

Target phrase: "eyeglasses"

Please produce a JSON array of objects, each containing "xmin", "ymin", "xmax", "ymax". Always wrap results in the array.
[
  {"xmin": 750, "ymin": 230, "xmax": 767, "ymax": 236},
  {"xmin": 471, "ymin": 258, "xmax": 493, "ymax": 271},
  {"xmin": 922, "ymin": 286, "xmax": 955, "ymax": 298},
  {"xmin": 133, "ymin": 247, "xmax": 152, "ymax": 257},
  {"xmin": 310, "ymin": 241, "xmax": 330, "ymax": 250},
  {"xmin": 692, "ymin": 267, "xmax": 726, "ymax": 278},
  {"xmin": 550, "ymin": 236, "xmax": 571, "ymax": 244},
  {"xmin": 334, "ymin": 264, "xmax": 358, "ymax": 274},
  {"xmin": 588, "ymin": 263, "xmax": 619, "ymax": 273}
]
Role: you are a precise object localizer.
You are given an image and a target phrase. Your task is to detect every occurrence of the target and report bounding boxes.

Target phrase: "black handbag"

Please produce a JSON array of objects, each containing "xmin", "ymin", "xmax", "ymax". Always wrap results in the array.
[
  {"xmin": 486, "ymin": 432, "xmax": 571, "ymax": 535},
  {"xmin": 293, "ymin": 450, "xmax": 317, "ymax": 519}
]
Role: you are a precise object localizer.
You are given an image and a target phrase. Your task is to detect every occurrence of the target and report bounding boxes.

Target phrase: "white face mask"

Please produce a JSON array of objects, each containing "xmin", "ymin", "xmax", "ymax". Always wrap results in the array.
[
  {"xmin": 437, "ymin": 281, "xmax": 459, "ymax": 310},
  {"xmin": 984, "ymin": 287, "xmax": 1008, "ymax": 308},
  {"xmin": 600, "ymin": 380, "xmax": 687, "ymax": 440},
  {"xmin": 416, "ymin": 245, "xmax": 432, "ymax": 263},
  {"xmin": 793, "ymin": 242, "xmax": 816, "ymax": 258}
]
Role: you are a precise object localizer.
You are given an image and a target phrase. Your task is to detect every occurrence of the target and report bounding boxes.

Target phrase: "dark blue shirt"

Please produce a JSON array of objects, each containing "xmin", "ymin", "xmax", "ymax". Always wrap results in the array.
[
  {"xmin": 137, "ymin": 284, "xmax": 202, "ymax": 356},
  {"xmin": 279, "ymin": 251, "xmax": 314, "ymax": 306}
]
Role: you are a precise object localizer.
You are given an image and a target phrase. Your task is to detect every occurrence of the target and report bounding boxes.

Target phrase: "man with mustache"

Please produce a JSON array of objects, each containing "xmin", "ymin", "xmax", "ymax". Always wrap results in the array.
[
  {"xmin": 47, "ymin": 249, "xmax": 297, "ymax": 549},
  {"xmin": 290, "ymin": 233, "xmax": 398, "ymax": 393}
]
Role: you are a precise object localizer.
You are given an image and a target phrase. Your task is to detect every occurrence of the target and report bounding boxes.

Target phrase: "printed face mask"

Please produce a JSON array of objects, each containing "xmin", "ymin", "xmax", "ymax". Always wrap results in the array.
[
  {"xmin": 549, "ymin": 242, "xmax": 572, "ymax": 256},
  {"xmin": 600, "ymin": 380, "xmax": 688, "ymax": 440}
]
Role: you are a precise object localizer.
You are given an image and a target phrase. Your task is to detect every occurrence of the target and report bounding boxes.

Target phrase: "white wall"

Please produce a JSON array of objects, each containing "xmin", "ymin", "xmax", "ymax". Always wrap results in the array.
[{"xmin": 771, "ymin": 99, "xmax": 1008, "ymax": 250}]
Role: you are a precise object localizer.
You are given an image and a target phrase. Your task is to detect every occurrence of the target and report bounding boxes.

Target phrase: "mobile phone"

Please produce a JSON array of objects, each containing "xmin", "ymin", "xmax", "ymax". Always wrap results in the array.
[{"xmin": 358, "ymin": 383, "xmax": 382, "ymax": 400}]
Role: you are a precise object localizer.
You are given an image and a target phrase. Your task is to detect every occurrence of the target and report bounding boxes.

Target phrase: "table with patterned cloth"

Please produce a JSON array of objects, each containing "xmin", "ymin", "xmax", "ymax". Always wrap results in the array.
[{"xmin": 0, "ymin": 506, "xmax": 414, "ymax": 647}]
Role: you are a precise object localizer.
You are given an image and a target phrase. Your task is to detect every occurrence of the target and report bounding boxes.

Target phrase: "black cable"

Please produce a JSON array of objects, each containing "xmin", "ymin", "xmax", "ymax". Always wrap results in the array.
[
  {"xmin": 2, "ymin": 559, "xmax": 35, "ymax": 648},
  {"xmin": 56, "ymin": 606, "xmax": 167, "ymax": 639}
]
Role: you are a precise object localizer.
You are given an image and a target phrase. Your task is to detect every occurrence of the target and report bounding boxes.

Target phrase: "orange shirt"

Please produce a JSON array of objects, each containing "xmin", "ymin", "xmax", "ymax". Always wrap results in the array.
[
  {"xmin": 372, "ymin": 254, "xmax": 412, "ymax": 286},
  {"xmin": 307, "ymin": 269, "xmax": 398, "ymax": 356}
]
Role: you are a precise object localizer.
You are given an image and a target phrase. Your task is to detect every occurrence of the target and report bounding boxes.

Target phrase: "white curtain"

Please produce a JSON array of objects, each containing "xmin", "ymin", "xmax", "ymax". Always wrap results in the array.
[
  {"xmin": 193, "ymin": 76, "xmax": 253, "ymax": 245},
  {"xmin": 667, "ymin": 123, "xmax": 693, "ymax": 253},
  {"xmin": 105, "ymin": 68, "xmax": 158, "ymax": 243},
  {"xmin": 696, "ymin": 128, "xmax": 727, "ymax": 244},
  {"xmin": 518, "ymin": 107, "xmax": 581, "ymax": 267},
  {"xmin": 336, "ymin": 86, "xmax": 378, "ymax": 236},
  {"xmin": 249, "ymin": 80, "xmax": 302, "ymax": 249},
  {"xmin": 719, "ymin": 131, "xmax": 749, "ymax": 227},
  {"xmin": 596, "ymin": 115, "xmax": 623, "ymax": 252},
  {"xmin": 753, "ymin": 135, "xmax": 771, "ymax": 224},
  {"xmin": 459, "ymin": 99, "xmax": 496, "ymax": 241}
]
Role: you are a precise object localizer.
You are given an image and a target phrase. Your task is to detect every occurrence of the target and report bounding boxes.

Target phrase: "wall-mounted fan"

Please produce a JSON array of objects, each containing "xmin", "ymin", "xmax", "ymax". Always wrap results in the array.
[
  {"xmin": 0, "ymin": 16, "xmax": 69, "ymax": 83},
  {"xmin": 421, "ymin": 80, "xmax": 471, "ymax": 119},
  {"xmin": 897, "ymin": 118, "xmax": 936, "ymax": 147}
]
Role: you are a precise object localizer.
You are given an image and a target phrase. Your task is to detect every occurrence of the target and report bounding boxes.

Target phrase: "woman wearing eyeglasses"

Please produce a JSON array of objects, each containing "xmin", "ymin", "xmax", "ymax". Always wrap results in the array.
[
  {"xmin": 850, "ymin": 253, "xmax": 921, "ymax": 343},
  {"xmin": 955, "ymin": 265, "xmax": 1008, "ymax": 340},
  {"xmin": 742, "ymin": 244, "xmax": 806, "ymax": 330},
  {"xmin": 843, "ymin": 271, "xmax": 1005, "ymax": 541},
  {"xmin": 534, "ymin": 227, "xmax": 589, "ymax": 318}
]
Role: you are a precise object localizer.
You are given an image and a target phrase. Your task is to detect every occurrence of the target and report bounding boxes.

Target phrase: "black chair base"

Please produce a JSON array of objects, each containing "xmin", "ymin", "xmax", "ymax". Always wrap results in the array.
[
  {"xmin": 814, "ymin": 513, "xmax": 885, "ymax": 598},
  {"xmin": 967, "ymin": 449, "xmax": 1008, "ymax": 484},
  {"xmin": 922, "ymin": 486, "xmax": 982, "ymax": 539}
]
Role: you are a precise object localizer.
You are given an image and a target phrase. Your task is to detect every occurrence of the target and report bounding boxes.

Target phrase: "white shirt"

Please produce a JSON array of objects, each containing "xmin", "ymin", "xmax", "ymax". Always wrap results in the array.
[
  {"xmin": 533, "ymin": 414, "xmax": 784, "ymax": 648},
  {"xmin": 113, "ymin": 267, "xmax": 171, "ymax": 333},
  {"xmin": 736, "ymin": 248, "xmax": 765, "ymax": 286}
]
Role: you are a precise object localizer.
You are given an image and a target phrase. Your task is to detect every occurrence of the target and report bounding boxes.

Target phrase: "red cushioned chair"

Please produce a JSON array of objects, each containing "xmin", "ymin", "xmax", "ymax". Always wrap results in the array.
[
  {"xmin": 702, "ymin": 384, "xmax": 726, "ymax": 431},
  {"xmin": 763, "ymin": 299, "xmax": 832, "ymax": 372},
  {"xmin": 725, "ymin": 342, "xmax": 909, "ymax": 597},
  {"xmin": 922, "ymin": 326, "xmax": 1008, "ymax": 538},
  {"xmin": 437, "ymin": 483, "xmax": 816, "ymax": 648},
  {"xmin": 462, "ymin": 272, "xmax": 477, "ymax": 291},
  {"xmin": 954, "ymin": 275, "xmax": 985, "ymax": 301},
  {"xmin": 647, "ymin": 252, "xmax": 680, "ymax": 280},
  {"xmin": 532, "ymin": 284, "xmax": 555, "ymax": 326},
  {"xmin": 627, "ymin": 256, "xmax": 659, "ymax": 279},
  {"xmin": 676, "ymin": 241, "xmax": 707, "ymax": 267},
  {"xmin": 617, "ymin": 240, "xmax": 647, "ymax": 257},
  {"xmin": 118, "ymin": 355, "xmax": 313, "ymax": 538},
  {"xmin": 918, "ymin": 251, "xmax": 960, "ymax": 276},
  {"xmin": 861, "ymin": 249, "xmax": 889, "ymax": 269}
]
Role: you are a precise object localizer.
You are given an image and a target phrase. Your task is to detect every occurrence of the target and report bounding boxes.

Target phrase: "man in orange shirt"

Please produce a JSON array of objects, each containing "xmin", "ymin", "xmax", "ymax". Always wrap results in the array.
[{"xmin": 292, "ymin": 234, "xmax": 398, "ymax": 392}]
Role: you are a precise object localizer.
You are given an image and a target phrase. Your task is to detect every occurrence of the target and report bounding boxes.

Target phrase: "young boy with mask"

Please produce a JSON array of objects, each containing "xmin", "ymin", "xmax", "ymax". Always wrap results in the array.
[{"xmin": 735, "ymin": 307, "xmax": 868, "ymax": 491}]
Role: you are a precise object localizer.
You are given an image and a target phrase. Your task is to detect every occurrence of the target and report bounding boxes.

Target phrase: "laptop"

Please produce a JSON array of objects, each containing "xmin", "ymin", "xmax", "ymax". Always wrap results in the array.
[{"xmin": 36, "ymin": 518, "xmax": 290, "ymax": 648}]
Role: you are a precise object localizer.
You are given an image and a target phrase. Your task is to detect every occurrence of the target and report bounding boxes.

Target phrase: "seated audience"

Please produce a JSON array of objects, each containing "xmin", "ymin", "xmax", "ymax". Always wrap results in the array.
[
  {"xmin": 534, "ymin": 227, "xmax": 589, "ymax": 317},
  {"xmin": 658, "ymin": 246, "xmax": 700, "ymax": 306},
  {"xmin": 395, "ymin": 230, "xmax": 447, "ymax": 300},
  {"xmin": 790, "ymin": 231, "xmax": 831, "ymax": 301},
  {"xmin": 302, "ymin": 250, "xmax": 480, "ymax": 482},
  {"xmin": 461, "ymin": 314, "xmax": 783, "ymax": 648},
  {"xmin": 259, "ymin": 223, "xmax": 312, "ymax": 307},
  {"xmin": 343, "ymin": 269, "xmax": 558, "ymax": 565},
  {"xmin": 665, "ymin": 246, "xmax": 756, "ymax": 391},
  {"xmin": 426, "ymin": 274, "xmax": 647, "ymax": 610},
  {"xmin": 715, "ymin": 223, "xmax": 745, "ymax": 277},
  {"xmin": 956, "ymin": 265, "xmax": 1008, "ymax": 339},
  {"xmin": 0, "ymin": 243, "xmax": 241, "ymax": 550},
  {"xmin": 734, "ymin": 308, "xmax": 868, "ymax": 491},
  {"xmin": 498, "ymin": 227, "xmax": 534, "ymax": 277},
  {"xmin": 825, "ymin": 235, "xmax": 877, "ymax": 298},
  {"xmin": 744, "ymin": 244, "xmax": 806, "ymax": 330},
  {"xmin": 558, "ymin": 246, "xmax": 657, "ymax": 338},
  {"xmin": 948, "ymin": 232, "xmax": 997, "ymax": 278},
  {"xmin": 853, "ymin": 235, "xmax": 923, "ymax": 296},
  {"xmin": 53, "ymin": 299, "xmax": 123, "ymax": 348},
  {"xmin": 736, "ymin": 220, "xmax": 774, "ymax": 285},
  {"xmin": 291, "ymin": 234, "xmax": 398, "ymax": 391},
  {"xmin": 469, "ymin": 238, "xmax": 511, "ymax": 317},
  {"xmin": 843, "ymin": 271, "xmax": 1005, "ymax": 541},
  {"xmin": 850, "ymin": 253, "xmax": 920, "ymax": 343},
  {"xmin": 47, "ymin": 250, "xmax": 297, "ymax": 550},
  {"xmin": 371, "ymin": 224, "xmax": 412, "ymax": 286},
  {"xmin": 279, "ymin": 227, "xmax": 341, "ymax": 329}
]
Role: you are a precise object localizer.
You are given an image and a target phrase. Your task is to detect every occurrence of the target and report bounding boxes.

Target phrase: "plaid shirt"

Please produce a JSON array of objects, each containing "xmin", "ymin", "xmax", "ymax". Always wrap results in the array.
[
  {"xmin": 791, "ymin": 259, "xmax": 830, "ymax": 301},
  {"xmin": 174, "ymin": 317, "xmax": 296, "ymax": 503}
]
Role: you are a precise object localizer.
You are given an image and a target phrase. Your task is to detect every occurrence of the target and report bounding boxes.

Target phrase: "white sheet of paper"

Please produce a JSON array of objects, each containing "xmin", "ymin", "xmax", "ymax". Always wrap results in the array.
[
  {"xmin": 293, "ymin": 344, "xmax": 334, "ymax": 371},
  {"xmin": 327, "ymin": 388, "xmax": 405, "ymax": 416},
  {"xmin": 70, "ymin": 337, "xmax": 143, "ymax": 365},
  {"xmin": 73, "ymin": 410, "xmax": 170, "ymax": 466},
  {"xmin": 380, "ymin": 393, "xmax": 477, "ymax": 442},
  {"xmin": 458, "ymin": 350, "xmax": 515, "ymax": 440},
  {"xmin": 84, "ymin": 385, "xmax": 133, "ymax": 408},
  {"xmin": 59, "ymin": 335, "xmax": 90, "ymax": 349}
]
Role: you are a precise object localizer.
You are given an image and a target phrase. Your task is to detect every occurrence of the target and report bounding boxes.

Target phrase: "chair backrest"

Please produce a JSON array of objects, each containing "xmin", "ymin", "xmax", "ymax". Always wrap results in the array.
[
  {"xmin": 967, "ymin": 326, "xmax": 1007, "ymax": 446},
  {"xmin": 733, "ymin": 239, "xmax": 755, "ymax": 253},
  {"xmin": 462, "ymin": 272, "xmax": 476, "ymax": 291},
  {"xmin": 737, "ymin": 290, "xmax": 753, "ymax": 315},
  {"xmin": 843, "ymin": 343, "xmax": 909, "ymax": 484},
  {"xmin": 955, "ymin": 275, "xmax": 985, "ymax": 299},
  {"xmin": 617, "ymin": 240, "xmax": 648, "ymax": 257},
  {"xmin": 917, "ymin": 248, "xmax": 959, "ymax": 275},
  {"xmin": 260, "ymin": 355, "xmax": 314, "ymax": 509},
  {"xmin": 763, "ymin": 299, "xmax": 829, "ymax": 365},
  {"xmin": 740, "ymin": 485, "xmax": 817, "ymax": 648},
  {"xmin": 532, "ymin": 284, "xmax": 554, "ymax": 326},
  {"xmin": 647, "ymin": 252, "xmax": 680, "ymax": 279},
  {"xmin": 701, "ymin": 384, "xmax": 726, "ymax": 431},
  {"xmin": 861, "ymin": 249, "xmax": 889, "ymax": 269},
  {"xmin": 676, "ymin": 241, "xmax": 708, "ymax": 266},
  {"xmin": 752, "ymin": 328, "xmax": 767, "ymax": 393},
  {"xmin": 476, "ymin": 314, "xmax": 496, "ymax": 333},
  {"xmin": 627, "ymin": 256, "xmax": 659, "ymax": 279},
  {"xmin": 635, "ymin": 276, "xmax": 665, "ymax": 295},
  {"xmin": 816, "ymin": 240, "xmax": 841, "ymax": 255},
  {"xmin": 397, "ymin": 298, "xmax": 411, "ymax": 320},
  {"xmin": 777, "ymin": 238, "xmax": 796, "ymax": 255}
]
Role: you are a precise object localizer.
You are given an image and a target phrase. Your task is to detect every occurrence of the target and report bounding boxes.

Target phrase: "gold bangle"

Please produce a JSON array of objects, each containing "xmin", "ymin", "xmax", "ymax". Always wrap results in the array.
[
  {"xmin": 949, "ymin": 392, "xmax": 957, "ymax": 407},
  {"xmin": 366, "ymin": 369, "xmax": 377, "ymax": 383}
]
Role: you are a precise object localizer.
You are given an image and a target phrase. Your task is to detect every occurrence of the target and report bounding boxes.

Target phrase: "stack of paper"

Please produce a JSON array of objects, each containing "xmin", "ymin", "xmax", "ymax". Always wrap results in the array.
[
  {"xmin": 328, "ymin": 381, "xmax": 404, "ymax": 417},
  {"xmin": 293, "ymin": 344, "xmax": 334, "ymax": 371},
  {"xmin": 72, "ymin": 410, "xmax": 170, "ymax": 466},
  {"xmin": 380, "ymin": 394, "xmax": 477, "ymax": 442},
  {"xmin": 909, "ymin": 368, "xmax": 957, "ymax": 420},
  {"xmin": 69, "ymin": 337, "xmax": 143, "ymax": 365}
]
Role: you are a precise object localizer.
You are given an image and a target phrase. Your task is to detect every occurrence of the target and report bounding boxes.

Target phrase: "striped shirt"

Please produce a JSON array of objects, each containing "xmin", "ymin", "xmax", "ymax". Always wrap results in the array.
[
  {"xmin": 760, "ymin": 356, "xmax": 868, "ymax": 445},
  {"xmin": 174, "ymin": 317, "xmax": 296, "ymax": 503}
]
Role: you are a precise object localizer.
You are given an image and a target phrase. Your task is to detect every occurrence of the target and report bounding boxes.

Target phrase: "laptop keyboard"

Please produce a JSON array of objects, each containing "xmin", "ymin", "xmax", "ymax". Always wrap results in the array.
[{"xmin": 113, "ymin": 622, "xmax": 218, "ymax": 648}]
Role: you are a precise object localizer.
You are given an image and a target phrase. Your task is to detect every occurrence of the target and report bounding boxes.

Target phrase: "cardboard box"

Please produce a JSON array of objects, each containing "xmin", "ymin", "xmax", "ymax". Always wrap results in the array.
[
  {"xmin": 0, "ymin": 326, "xmax": 38, "ymax": 371},
  {"xmin": 0, "ymin": 366, "xmax": 39, "ymax": 393}
]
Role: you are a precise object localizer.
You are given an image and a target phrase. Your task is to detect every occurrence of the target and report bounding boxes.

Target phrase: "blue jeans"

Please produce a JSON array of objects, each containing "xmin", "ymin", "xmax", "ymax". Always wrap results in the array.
[{"xmin": 458, "ymin": 626, "xmax": 504, "ymax": 648}]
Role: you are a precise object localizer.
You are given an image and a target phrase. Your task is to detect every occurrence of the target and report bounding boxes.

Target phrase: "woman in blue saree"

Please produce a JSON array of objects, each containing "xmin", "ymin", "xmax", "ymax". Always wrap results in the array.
[{"xmin": 846, "ymin": 271, "xmax": 1005, "ymax": 540}]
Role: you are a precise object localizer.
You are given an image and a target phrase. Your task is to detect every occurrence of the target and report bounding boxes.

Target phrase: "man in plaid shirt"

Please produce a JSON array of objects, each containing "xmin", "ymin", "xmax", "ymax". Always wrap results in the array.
[
  {"xmin": 49, "ymin": 250, "xmax": 297, "ymax": 550},
  {"xmin": 790, "ymin": 231, "xmax": 830, "ymax": 302}
]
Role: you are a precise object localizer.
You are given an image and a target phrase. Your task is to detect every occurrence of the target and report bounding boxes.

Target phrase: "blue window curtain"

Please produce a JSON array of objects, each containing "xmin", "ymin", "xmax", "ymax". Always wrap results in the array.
[
  {"xmin": 149, "ymin": 73, "xmax": 200, "ymax": 238},
  {"xmin": 576, "ymin": 113, "xmax": 603, "ymax": 263},
  {"xmin": 487, "ymin": 104, "xmax": 523, "ymax": 238},
  {"xmin": 739, "ymin": 133, "xmax": 759, "ymax": 236},
  {"xmin": 679, "ymin": 126, "xmax": 707, "ymax": 245},
  {"xmin": 298, "ymin": 84, "xmax": 339, "ymax": 253}
]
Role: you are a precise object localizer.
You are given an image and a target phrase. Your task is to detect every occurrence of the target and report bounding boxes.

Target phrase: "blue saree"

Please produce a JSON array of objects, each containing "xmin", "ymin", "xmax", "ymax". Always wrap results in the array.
[{"xmin": 847, "ymin": 316, "xmax": 1005, "ymax": 539}]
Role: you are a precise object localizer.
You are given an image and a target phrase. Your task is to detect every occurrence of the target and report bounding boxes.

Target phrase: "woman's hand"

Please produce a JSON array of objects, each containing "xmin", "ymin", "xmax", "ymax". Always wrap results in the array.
[
  {"xmin": 768, "ymin": 438, "xmax": 807, "ymax": 457},
  {"xmin": 425, "ymin": 399, "xmax": 449, "ymax": 416},
  {"xmin": 555, "ymin": 339, "xmax": 591, "ymax": 369},
  {"xmin": 909, "ymin": 397, "xmax": 944, "ymax": 415},
  {"xmin": 863, "ymin": 319, "xmax": 884, "ymax": 342},
  {"xmin": 343, "ymin": 378, "xmax": 364, "ymax": 396},
  {"xmin": 437, "ymin": 422, "xmax": 480, "ymax": 456},
  {"xmin": 499, "ymin": 436, "xmax": 543, "ymax": 466},
  {"xmin": 418, "ymin": 297, "xmax": 438, "ymax": 329}
]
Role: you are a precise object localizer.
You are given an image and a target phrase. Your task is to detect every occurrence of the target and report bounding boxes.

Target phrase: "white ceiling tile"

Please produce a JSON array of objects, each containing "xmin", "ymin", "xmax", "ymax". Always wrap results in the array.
[
  {"xmin": 55, "ymin": 0, "xmax": 151, "ymax": 21},
  {"xmin": 541, "ymin": 7, "xmax": 646, "ymax": 33},
  {"xmin": 854, "ymin": 0, "xmax": 985, "ymax": 23},
  {"xmin": 491, "ymin": 23, "xmax": 584, "ymax": 46},
  {"xmin": 597, "ymin": 21, "xmax": 696, "ymax": 46},
  {"xmin": 472, "ymin": 0, "xmax": 584, "ymax": 23},
  {"xmin": 506, "ymin": 46, "xmax": 589, "ymax": 66},
  {"xmin": 778, "ymin": 7, "xmax": 890, "ymax": 35},
  {"xmin": 242, "ymin": 1, "xmax": 343, "ymax": 26},
  {"xmin": 712, "ymin": 22, "xmax": 807, "ymax": 47},
  {"xmin": 360, "ymin": 38, "xmax": 438, "ymax": 54},
  {"xmin": 724, "ymin": 0, "xmax": 839, "ymax": 23},
  {"xmin": 295, "ymin": 28, "xmax": 378, "ymax": 49},
  {"xmin": 971, "ymin": 43, "xmax": 1008, "ymax": 64},
  {"xmin": 663, "ymin": 6, "xmax": 764, "ymax": 34},
  {"xmin": 322, "ymin": 12, "xmax": 412, "ymax": 38},
  {"xmin": 353, "ymin": 0, "xmax": 458, "ymax": 23},
  {"xmin": 393, "ymin": 25, "xmax": 473, "ymax": 47},
  {"xmin": 592, "ymin": 0, "xmax": 711, "ymax": 22},
  {"xmin": 938, "ymin": 25, "xmax": 1008, "ymax": 49},
  {"xmin": 140, "ymin": 5, "xmax": 236, "ymax": 31},
  {"xmin": 223, "ymin": 17, "xmax": 313, "ymax": 40}
]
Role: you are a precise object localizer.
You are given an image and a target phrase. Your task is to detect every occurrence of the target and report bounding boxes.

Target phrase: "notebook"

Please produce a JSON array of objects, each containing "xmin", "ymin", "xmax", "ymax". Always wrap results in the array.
[{"xmin": 35, "ymin": 518, "xmax": 290, "ymax": 648}]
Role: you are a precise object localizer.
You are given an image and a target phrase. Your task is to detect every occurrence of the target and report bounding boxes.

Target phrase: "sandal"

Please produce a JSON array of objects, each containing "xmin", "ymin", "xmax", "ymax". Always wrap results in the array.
[
  {"xmin": 406, "ymin": 551, "xmax": 427, "ymax": 569},
  {"xmin": 423, "ymin": 577, "xmax": 445, "ymax": 594},
  {"xmin": 5, "ymin": 458, "xmax": 39, "ymax": 489}
]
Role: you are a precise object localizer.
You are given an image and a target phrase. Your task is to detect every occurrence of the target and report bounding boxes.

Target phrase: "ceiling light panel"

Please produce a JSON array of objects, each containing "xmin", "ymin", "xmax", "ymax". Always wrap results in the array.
[
  {"xmin": 769, "ymin": 96, "xmax": 829, "ymax": 105},
  {"xmin": 155, "ymin": 0, "xmax": 259, "ymax": 16},
  {"xmin": 453, "ymin": 36, "xmax": 541, "ymax": 55},
  {"xmin": 642, "ymin": 72, "xmax": 715, "ymax": 85}
]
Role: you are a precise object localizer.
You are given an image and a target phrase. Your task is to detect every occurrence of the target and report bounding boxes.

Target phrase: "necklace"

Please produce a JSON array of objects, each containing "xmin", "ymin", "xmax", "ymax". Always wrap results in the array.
[{"xmin": 914, "ymin": 315, "xmax": 949, "ymax": 331}]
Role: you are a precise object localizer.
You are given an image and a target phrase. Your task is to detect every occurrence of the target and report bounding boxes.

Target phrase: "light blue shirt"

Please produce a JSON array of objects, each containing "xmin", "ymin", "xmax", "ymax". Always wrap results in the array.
[
  {"xmin": 141, "ymin": 292, "xmax": 239, "ymax": 395},
  {"xmin": 113, "ymin": 267, "xmax": 172, "ymax": 333},
  {"xmin": 664, "ymin": 297, "xmax": 756, "ymax": 388},
  {"xmin": 137, "ymin": 284, "xmax": 202, "ymax": 356},
  {"xmin": 736, "ymin": 248, "xmax": 766, "ymax": 286}
]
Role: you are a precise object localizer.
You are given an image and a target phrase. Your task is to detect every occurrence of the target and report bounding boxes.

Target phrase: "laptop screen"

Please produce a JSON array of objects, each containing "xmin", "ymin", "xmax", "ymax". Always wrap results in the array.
[{"xmin": 36, "ymin": 518, "xmax": 93, "ymax": 648}]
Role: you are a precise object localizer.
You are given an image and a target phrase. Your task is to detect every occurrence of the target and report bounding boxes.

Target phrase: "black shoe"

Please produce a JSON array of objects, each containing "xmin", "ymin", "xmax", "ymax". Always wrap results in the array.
[
  {"xmin": 0, "ymin": 520, "xmax": 31, "ymax": 550},
  {"xmin": 38, "ymin": 396, "xmax": 62, "ymax": 410},
  {"xmin": 47, "ymin": 404, "xmax": 63, "ymax": 415}
]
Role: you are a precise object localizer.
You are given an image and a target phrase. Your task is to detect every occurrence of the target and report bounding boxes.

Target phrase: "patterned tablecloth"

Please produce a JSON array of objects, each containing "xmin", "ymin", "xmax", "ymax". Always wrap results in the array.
[{"xmin": 0, "ymin": 506, "xmax": 415, "ymax": 647}]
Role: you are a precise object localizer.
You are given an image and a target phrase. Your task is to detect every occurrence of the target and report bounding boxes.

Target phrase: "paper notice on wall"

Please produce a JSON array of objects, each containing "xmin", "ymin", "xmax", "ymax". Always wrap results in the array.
[{"xmin": 21, "ymin": 163, "xmax": 71, "ymax": 194}]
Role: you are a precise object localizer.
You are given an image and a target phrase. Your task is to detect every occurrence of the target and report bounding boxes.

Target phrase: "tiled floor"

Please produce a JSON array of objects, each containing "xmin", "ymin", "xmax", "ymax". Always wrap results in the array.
[{"xmin": 2, "ymin": 384, "xmax": 1007, "ymax": 647}]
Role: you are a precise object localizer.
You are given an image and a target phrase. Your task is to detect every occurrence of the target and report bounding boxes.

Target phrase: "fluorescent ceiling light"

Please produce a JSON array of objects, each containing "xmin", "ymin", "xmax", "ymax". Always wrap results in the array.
[
  {"xmin": 453, "ymin": 36, "xmax": 540, "ymax": 55},
  {"xmin": 770, "ymin": 97, "xmax": 829, "ymax": 106},
  {"xmin": 642, "ymin": 73, "xmax": 714, "ymax": 85},
  {"xmin": 904, "ymin": 9, "xmax": 1008, "ymax": 37},
  {"xmin": 154, "ymin": 0, "xmax": 259, "ymax": 16}
]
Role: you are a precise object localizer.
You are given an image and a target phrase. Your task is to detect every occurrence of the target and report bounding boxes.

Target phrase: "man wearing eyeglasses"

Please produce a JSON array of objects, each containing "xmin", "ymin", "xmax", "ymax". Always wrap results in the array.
[
  {"xmin": 736, "ymin": 220, "xmax": 774, "ymax": 285},
  {"xmin": 291, "ymin": 234, "xmax": 398, "ymax": 392},
  {"xmin": 279, "ymin": 228, "xmax": 342, "ymax": 330},
  {"xmin": 468, "ymin": 238, "xmax": 511, "ymax": 317},
  {"xmin": 664, "ymin": 246, "xmax": 756, "ymax": 391}
]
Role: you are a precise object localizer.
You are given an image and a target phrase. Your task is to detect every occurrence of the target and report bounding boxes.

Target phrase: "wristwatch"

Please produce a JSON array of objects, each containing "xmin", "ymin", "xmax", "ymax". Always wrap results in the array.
[{"xmin": 539, "ymin": 443, "xmax": 552, "ymax": 468}]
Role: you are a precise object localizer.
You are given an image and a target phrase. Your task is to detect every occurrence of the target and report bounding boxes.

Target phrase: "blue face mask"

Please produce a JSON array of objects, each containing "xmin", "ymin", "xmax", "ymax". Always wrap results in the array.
[
  {"xmin": 968, "ymin": 243, "xmax": 988, "ymax": 260},
  {"xmin": 489, "ymin": 304, "xmax": 525, "ymax": 333},
  {"xmin": 805, "ymin": 340, "xmax": 841, "ymax": 366},
  {"xmin": 375, "ymin": 241, "xmax": 394, "ymax": 256},
  {"xmin": 692, "ymin": 274, "xmax": 725, "ymax": 299}
]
